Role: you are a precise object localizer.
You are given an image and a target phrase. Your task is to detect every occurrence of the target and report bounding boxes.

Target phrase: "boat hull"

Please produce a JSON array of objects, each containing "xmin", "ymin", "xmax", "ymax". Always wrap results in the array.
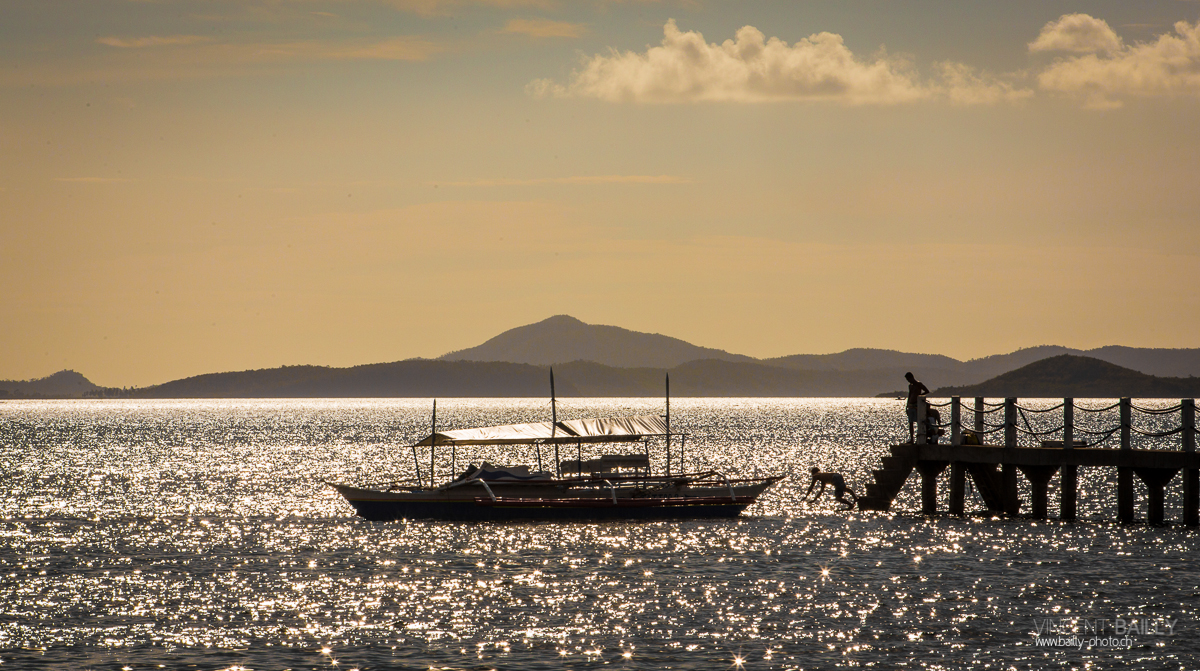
[{"xmin": 329, "ymin": 480, "xmax": 778, "ymax": 522}]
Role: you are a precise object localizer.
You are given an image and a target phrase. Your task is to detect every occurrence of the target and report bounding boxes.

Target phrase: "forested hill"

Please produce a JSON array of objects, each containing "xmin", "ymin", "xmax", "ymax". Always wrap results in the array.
[{"xmin": 933, "ymin": 355, "xmax": 1200, "ymax": 398}]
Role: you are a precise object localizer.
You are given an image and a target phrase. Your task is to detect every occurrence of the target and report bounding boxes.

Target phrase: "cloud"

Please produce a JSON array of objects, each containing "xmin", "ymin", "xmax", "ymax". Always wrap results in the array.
[
  {"xmin": 531, "ymin": 19, "xmax": 1029, "ymax": 106},
  {"xmin": 1035, "ymin": 17, "xmax": 1200, "ymax": 107},
  {"xmin": 97, "ymin": 35, "xmax": 214, "ymax": 49},
  {"xmin": 931, "ymin": 62, "xmax": 1033, "ymax": 106},
  {"xmin": 436, "ymin": 174, "xmax": 690, "ymax": 186},
  {"xmin": 500, "ymin": 18, "xmax": 586, "ymax": 39},
  {"xmin": 1029, "ymin": 14, "xmax": 1123, "ymax": 54}
]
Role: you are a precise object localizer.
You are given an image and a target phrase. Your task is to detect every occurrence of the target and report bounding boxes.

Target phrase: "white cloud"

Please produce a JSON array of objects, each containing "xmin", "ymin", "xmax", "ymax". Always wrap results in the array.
[
  {"xmin": 1036, "ymin": 17, "xmax": 1200, "ymax": 108},
  {"xmin": 932, "ymin": 62, "xmax": 1033, "ymax": 106},
  {"xmin": 1029, "ymin": 14, "xmax": 1123, "ymax": 54},
  {"xmin": 532, "ymin": 20, "xmax": 1030, "ymax": 106}
]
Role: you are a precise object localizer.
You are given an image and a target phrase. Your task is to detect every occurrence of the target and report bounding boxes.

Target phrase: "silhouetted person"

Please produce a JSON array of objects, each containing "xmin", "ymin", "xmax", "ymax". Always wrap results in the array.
[
  {"xmin": 805, "ymin": 467, "xmax": 857, "ymax": 510},
  {"xmin": 905, "ymin": 372, "xmax": 929, "ymax": 443}
]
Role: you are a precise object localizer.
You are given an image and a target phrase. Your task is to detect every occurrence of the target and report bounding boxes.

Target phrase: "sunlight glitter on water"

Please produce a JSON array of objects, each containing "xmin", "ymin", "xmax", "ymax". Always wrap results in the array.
[{"xmin": 2, "ymin": 398, "xmax": 1197, "ymax": 669}]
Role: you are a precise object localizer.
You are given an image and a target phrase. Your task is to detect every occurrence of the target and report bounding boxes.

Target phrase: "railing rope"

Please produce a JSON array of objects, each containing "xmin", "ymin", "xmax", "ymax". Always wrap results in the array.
[
  {"xmin": 1131, "ymin": 403, "xmax": 1184, "ymax": 415},
  {"xmin": 1076, "ymin": 401, "xmax": 1121, "ymax": 413}
]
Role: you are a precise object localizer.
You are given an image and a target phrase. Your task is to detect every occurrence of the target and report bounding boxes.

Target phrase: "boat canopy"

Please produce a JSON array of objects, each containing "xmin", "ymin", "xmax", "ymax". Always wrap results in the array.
[{"xmin": 413, "ymin": 414, "xmax": 670, "ymax": 447}]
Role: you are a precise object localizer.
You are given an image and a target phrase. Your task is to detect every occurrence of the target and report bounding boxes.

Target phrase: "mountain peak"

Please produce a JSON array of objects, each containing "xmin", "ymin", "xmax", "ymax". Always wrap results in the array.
[{"xmin": 439, "ymin": 316, "xmax": 754, "ymax": 368}]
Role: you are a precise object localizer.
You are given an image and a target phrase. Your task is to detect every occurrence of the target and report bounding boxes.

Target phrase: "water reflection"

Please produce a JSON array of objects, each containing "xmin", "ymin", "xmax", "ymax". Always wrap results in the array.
[{"xmin": 1, "ymin": 398, "xmax": 1196, "ymax": 669}]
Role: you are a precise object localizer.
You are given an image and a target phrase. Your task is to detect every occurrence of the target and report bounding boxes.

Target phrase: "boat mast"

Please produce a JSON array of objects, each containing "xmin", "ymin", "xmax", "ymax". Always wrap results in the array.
[
  {"xmin": 551, "ymin": 368, "xmax": 559, "ymax": 477},
  {"xmin": 665, "ymin": 373, "xmax": 671, "ymax": 477},
  {"xmin": 411, "ymin": 415, "xmax": 423, "ymax": 488}
]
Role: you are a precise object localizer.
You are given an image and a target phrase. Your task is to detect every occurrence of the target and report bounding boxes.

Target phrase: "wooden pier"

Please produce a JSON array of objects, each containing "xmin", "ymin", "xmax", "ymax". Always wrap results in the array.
[{"xmin": 858, "ymin": 397, "xmax": 1199, "ymax": 525}]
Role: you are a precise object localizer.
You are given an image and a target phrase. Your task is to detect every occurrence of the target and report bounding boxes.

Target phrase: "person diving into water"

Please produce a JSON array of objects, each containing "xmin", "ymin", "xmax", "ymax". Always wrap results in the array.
[{"xmin": 804, "ymin": 467, "xmax": 858, "ymax": 510}]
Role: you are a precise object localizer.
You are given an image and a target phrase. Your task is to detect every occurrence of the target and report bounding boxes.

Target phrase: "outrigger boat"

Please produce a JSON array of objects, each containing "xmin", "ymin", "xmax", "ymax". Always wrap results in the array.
[{"xmin": 328, "ymin": 373, "xmax": 783, "ymax": 521}]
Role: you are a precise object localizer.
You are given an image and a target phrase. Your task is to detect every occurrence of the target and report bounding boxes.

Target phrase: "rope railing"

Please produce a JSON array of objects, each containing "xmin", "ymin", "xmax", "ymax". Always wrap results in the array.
[
  {"xmin": 1073, "ymin": 424, "xmax": 1122, "ymax": 438},
  {"xmin": 960, "ymin": 423, "xmax": 1007, "ymax": 436},
  {"xmin": 1075, "ymin": 402, "xmax": 1121, "ymax": 413},
  {"xmin": 970, "ymin": 405, "xmax": 1006, "ymax": 415},
  {"xmin": 1014, "ymin": 402, "xmax": 1066, "ymax": 413},
  {"xmin": 926, "ymin": 396, "xmax": 1196, "ymax": 451},
  {"xmin": 1072, "ymin": 425, "xmax": 1122, "ymax": 448},
  {"xmin": 977, "ymin": 400, "xmax": 1006, "ymax": 408},
  {"xmin": 1131, "ymin": 403, "xmax": 1184, "ymax": 415},
  {"xmin": 1015, "ymin": 424, "xmax": 1066, "ymax": 437},
  {"xmin": 1129, "ymin": 425, "xmax": 1183, "ymax": 438}
]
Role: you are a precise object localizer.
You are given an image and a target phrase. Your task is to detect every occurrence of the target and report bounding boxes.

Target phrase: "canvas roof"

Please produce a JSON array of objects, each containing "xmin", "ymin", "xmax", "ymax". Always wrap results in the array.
[{"xmin": 413, "ymin": 414, "xmax": 671, "ymax": 446}]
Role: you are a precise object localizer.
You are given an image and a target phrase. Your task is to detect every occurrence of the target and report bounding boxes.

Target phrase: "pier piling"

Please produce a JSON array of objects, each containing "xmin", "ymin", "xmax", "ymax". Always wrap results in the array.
[
  {"xmin": 1017, "ymin": 465, "xmax": 1059, "ymax": 519},
  {"xmin": 1061, "ymin": 399, "xmax": 1077, "ymax": 521},
  {"xmin": 1184, "ymin": 399, "xmax": 1198, "ymax": 526},
  {"xmin": 1134, "ymin": 468, "xmax": 1180, "ymax": 526},
  {"xmin": 917, "ymin": 461, "xmax": 948, "ymax": 515},
  {"xmin": 949, "ymin": 462, "xmax": 966, "ymax": 516},
  {"xmin": 1118, "ymin": 398, "xmax": 1134, "ymax": 524}
]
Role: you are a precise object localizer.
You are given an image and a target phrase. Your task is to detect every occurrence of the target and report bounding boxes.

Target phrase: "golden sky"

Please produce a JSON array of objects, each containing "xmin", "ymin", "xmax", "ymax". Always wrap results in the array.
[{"xmin": 3, "ymin": 1, "xmax": 1200, "ymax": 386}]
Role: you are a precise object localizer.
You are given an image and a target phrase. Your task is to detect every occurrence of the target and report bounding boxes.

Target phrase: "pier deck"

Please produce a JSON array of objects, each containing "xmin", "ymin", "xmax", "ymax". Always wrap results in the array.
[{"xmin": 858, "ymin": 397, "xmax": 1199, "ymax": 525}]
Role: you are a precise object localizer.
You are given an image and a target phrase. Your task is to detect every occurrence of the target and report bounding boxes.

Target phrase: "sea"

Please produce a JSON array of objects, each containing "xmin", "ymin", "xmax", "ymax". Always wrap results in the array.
[{"xmin": 2, "ymin": 398, "xmax": 1196, "ymax": 670}]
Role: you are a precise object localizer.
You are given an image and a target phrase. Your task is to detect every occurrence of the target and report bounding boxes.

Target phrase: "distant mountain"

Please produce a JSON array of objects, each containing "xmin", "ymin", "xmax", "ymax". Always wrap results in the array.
[
  {"xmin": 437, "ymin": 317, "xmax": 1200, "ymax": 385},
  {"xmin": 439, "ymin": 315, "xmax": 755, "ymax": 368},
  {"xmin": 765, "ymin": 348, "xmax": 961, "ymax": 372},
  {"xmin": 1083, "ymin": 346, "xmax": 1200, "ymax": 378},
  {"xmin": 933, "ymin": 355, "xmax": 1200, "ymax": 398},
  {"xmin": 123, "ymin": 358, "xmax": 933, "ymax": 398},
  {"xmin": 0, "ymin": 370, "xmax": 102, "ymax": 398},
  {"xmin": 959, "ymin": 346, "xmax": 1081, "ymax": 381},
  {"xmin": 134, "ymin": 361, "xmax": 581, "ymax": 398},
  {"xmin": 10, "ymin": 317, "xmax": 1200, "ymax": 399}
]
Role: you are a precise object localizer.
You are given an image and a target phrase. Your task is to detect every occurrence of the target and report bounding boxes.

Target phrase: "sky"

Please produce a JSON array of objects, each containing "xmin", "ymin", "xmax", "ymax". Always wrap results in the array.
[{"xmin": 3, "ymin": 0, "xmax": 1200, "ymax": 387}]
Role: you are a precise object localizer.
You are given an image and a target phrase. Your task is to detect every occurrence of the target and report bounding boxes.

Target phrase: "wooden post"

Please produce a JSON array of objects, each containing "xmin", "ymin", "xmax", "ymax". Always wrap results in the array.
[
  {"xmin": 551, "ymin": 369, "xmax": 560, "ymax": 478},
  {"xmin": 1004, "ymin": 398, "xmax": 1016, "ymax": 448},
  {"xmin": 917, "ymin": 400, "xmax": 928, "ymax": 445},
  {"xmin": 949, "ymin": 462, "xmax": 966, "ymax": 516},
  {"xmin": 1003, "ymin": 398, "xmax": 1019, "ymax": 515},
  {"xmin": 665, "ymin": 373, "xmax": 671, "ymax": 477},
  {"xmin": 951, "ymin": 397, "xmax": 961, "ymax": 447},
  {"xmin": 1134, "ymin": 468, "xmax": 1179, "ymax": 526},
  {"xmin": 974, "ymin": 397, "xmax": 984, "ymax": 435},
  {"xmin": 1018, "ymin": 465, "xmax": 1058, "ymax": 520},
  {"xmin": 411, "ymin": 444, "xmax": 423, "ymax": 490},
  {"xmin": 1183, "ymin": 399, "xmax": 1197, "ymax": 526},
  {"xmin": 916, "ymin": 461, "xmax": 947, "ymax": 515},
  {"xmin": 430, "ymin": 399, "xmax": 436, "ymax": 488},
  {"xmin": 1118, "ymin": 397, "xmax": 1134, "ymax": 523},
  {"xmin": 1061, "ymin": 398, "xmax": 1077, "ymax": 521}
]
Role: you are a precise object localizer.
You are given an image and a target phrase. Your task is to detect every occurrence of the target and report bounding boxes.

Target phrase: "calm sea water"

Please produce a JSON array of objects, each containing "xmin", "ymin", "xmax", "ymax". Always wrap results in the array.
[{"xmin": 1, "ymin": 398, "xmax": 1196, "ymax": 670}]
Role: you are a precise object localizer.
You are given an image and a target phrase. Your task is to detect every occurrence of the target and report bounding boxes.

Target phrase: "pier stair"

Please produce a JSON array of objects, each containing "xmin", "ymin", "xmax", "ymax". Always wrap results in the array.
[{"xmin": 858, "ymin": 444, "xmax": 917, "ymax": 511}]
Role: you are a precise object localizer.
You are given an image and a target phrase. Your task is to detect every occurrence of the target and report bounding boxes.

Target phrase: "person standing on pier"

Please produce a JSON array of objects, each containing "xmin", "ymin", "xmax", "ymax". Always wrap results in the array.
[{"xmin": 905, "ymin": 372, "xmax": 929, "ymax": 443}]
